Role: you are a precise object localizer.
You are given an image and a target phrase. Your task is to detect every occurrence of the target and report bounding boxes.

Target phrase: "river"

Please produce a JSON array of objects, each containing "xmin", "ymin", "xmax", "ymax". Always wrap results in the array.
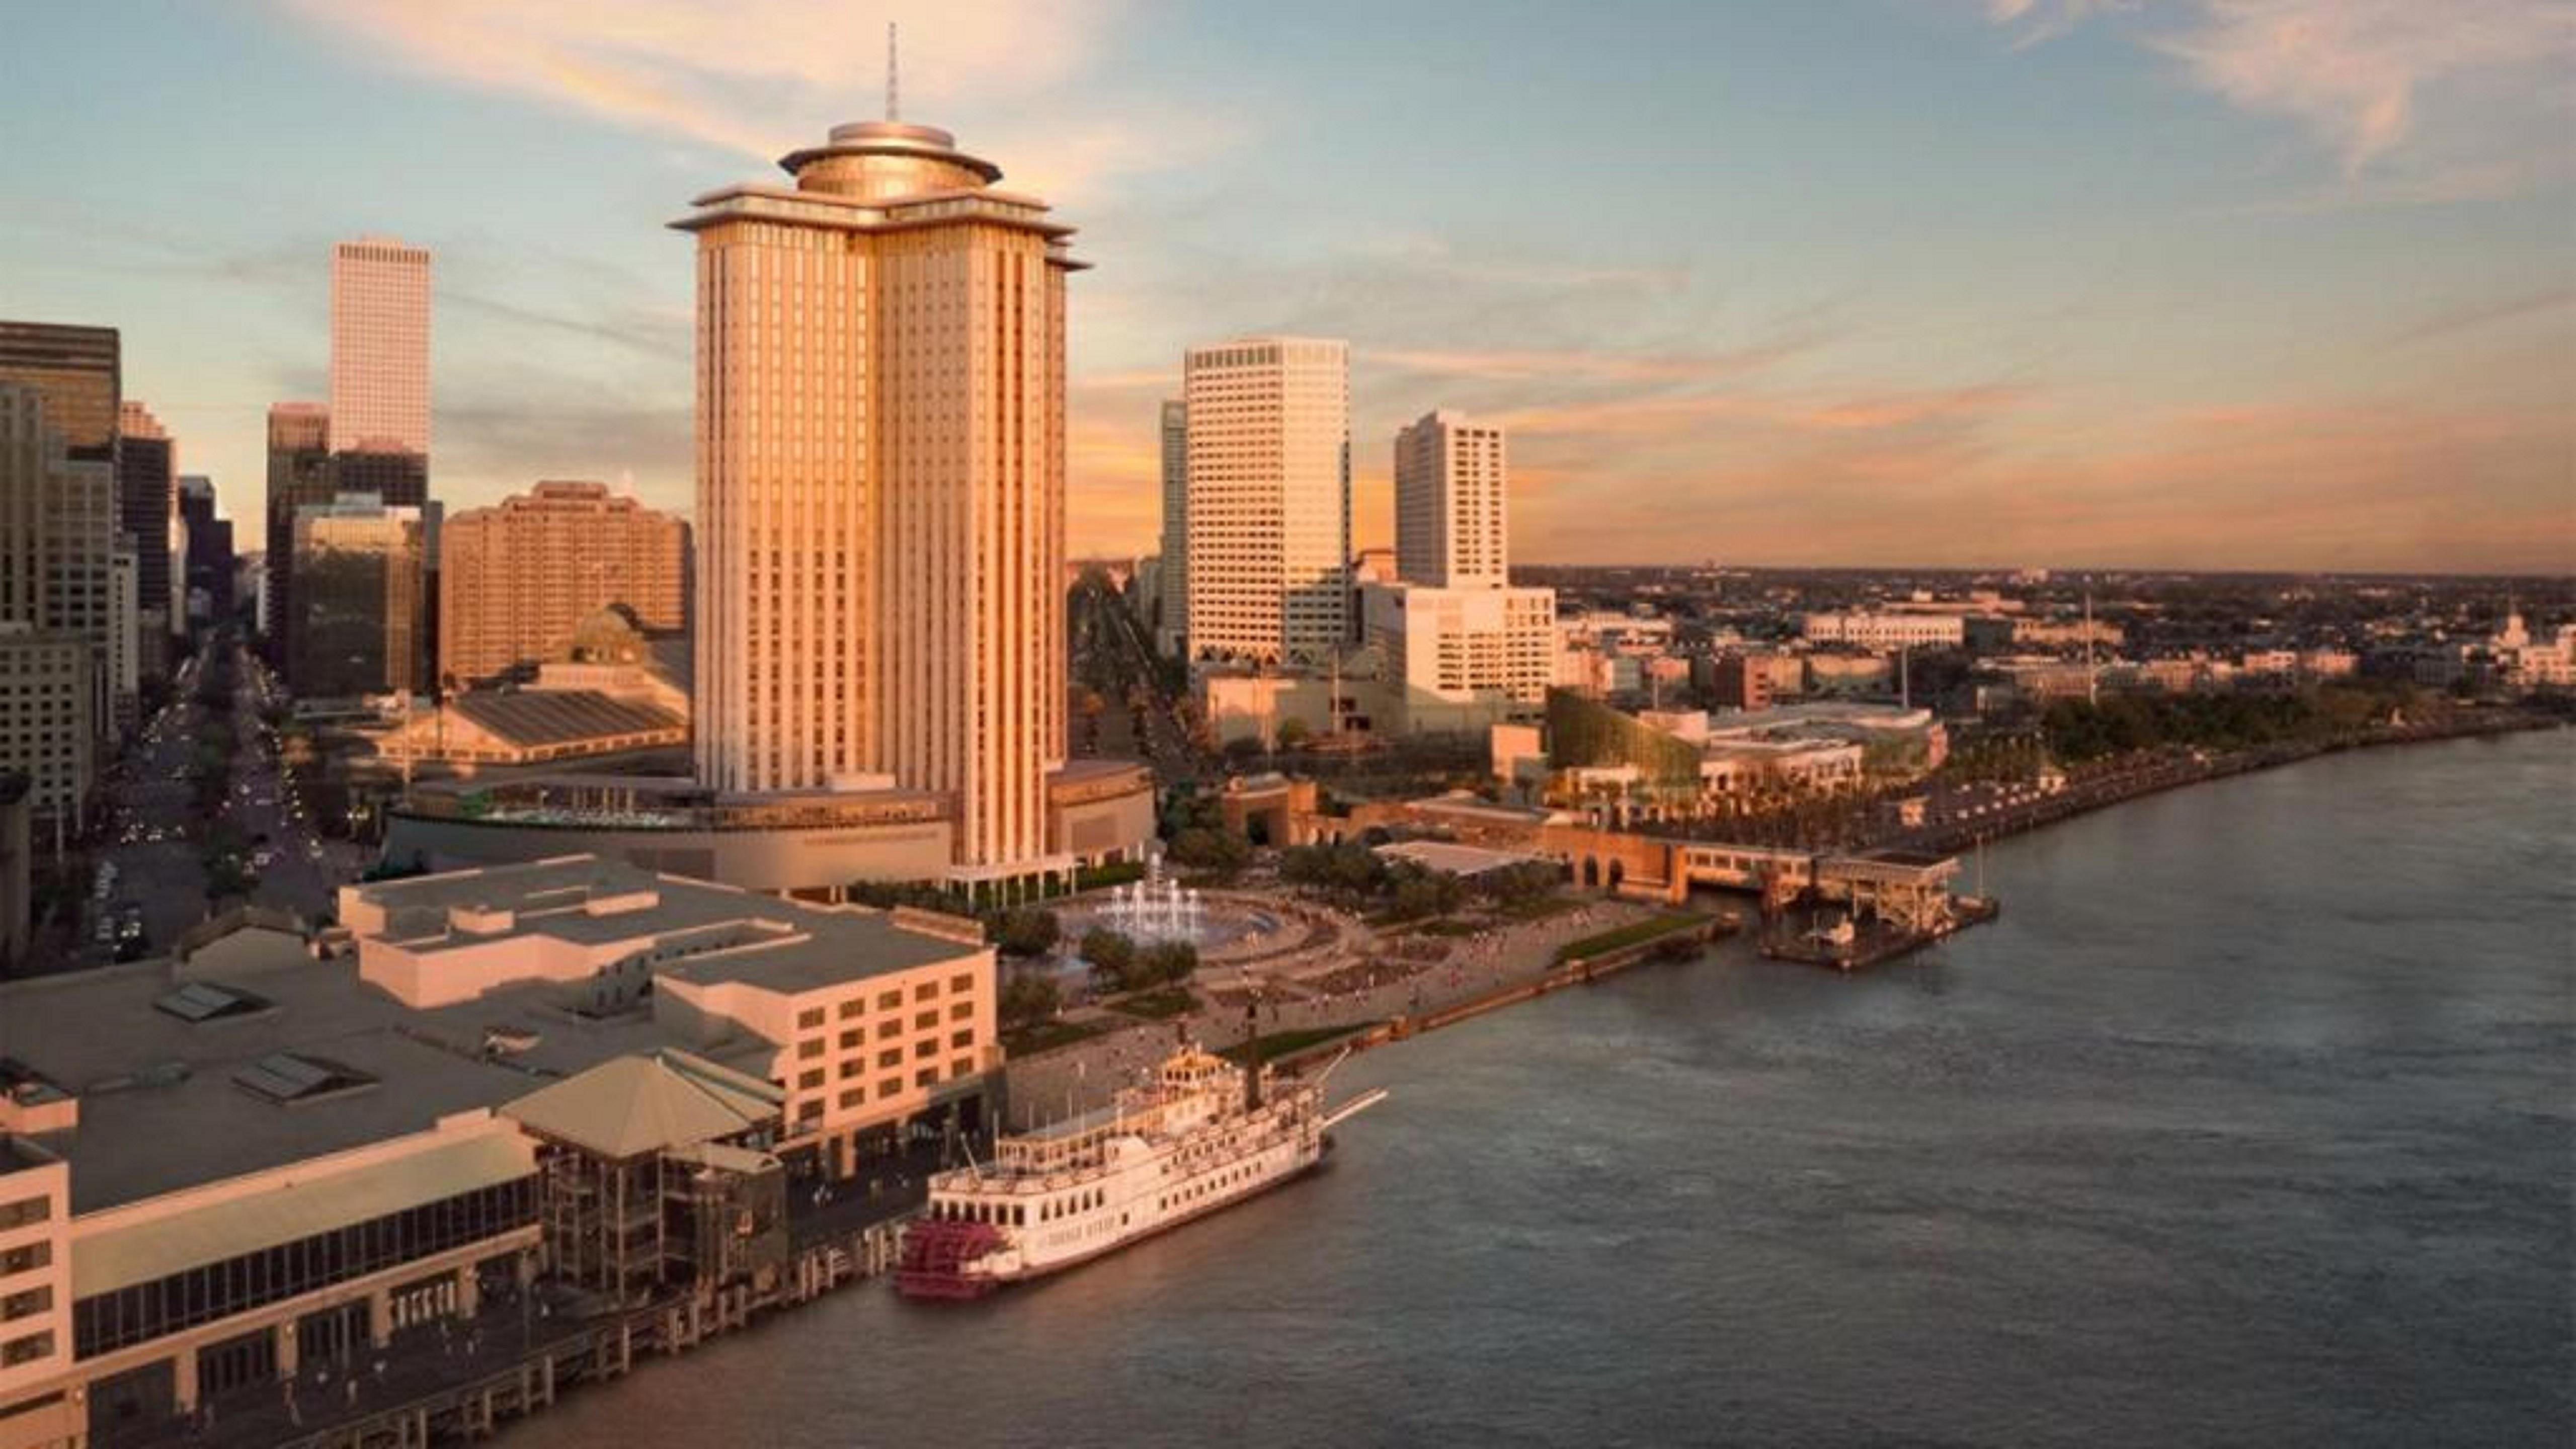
[{"xmin": 544, "ymin": 730, "xmax": 2574, "ymax": 1448}]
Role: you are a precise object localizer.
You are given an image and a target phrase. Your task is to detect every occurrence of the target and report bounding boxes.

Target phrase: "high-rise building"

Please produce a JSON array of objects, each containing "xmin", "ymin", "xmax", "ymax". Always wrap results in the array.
[
  {"xmin": 0, "ymin": 625, "xmax": 93, "ymax": 829},
  {"xmin": 1395, "ymin": 410, "xmax": 1508, "ymax": 589},
  {"xmin": 440, "ymin": 480, "xmax": 687, "ymax": 686},
  {"xmin": 108, "ymin": 540, "xmax": 138, "ymax": 728},
  {"xmin": 0, "ymin": 322, "xmax": 118, "ymax": 463},
  {"xmin": 1363, "ymin": 410, "xmax": 1552, "ymax": 732},
  {"xmin": 114, "ymin": 401, "xmax": 176, "ymax": 652},
  {"xmin": 290, "ymin": 495, "xmax": 427, "ymax": 700},
  {"xmin": 178, "ymin": 475, "xmax": 233, "ymax": 623},
  {"xmin": 1156, "ymin": 399, "xmax": 1188, "ymax": 657},
  {"xmin": 674, "ymin": 113, "xmax": 1077, "ymax": 875},
  {"xmin": 0, "ymin": 381, "xmax": 111, "ymax": 811},
  {"xmin": 328, "ymin": 237, "xmax": 430, "ymax": 457},
  {"xmin": 1182, "ymin": 337, "xmax": 1351, "ymax": 666},
  {"xmin": 264, "ymin": 401, "xmax": 332, "ymax": 669}
]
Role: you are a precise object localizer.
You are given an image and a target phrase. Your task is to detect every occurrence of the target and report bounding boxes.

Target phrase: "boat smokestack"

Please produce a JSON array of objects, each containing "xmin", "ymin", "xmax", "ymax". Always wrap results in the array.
[{"xmin": 1244, "ymin": 1000, "xmax": 1262, "ymax": 1112}]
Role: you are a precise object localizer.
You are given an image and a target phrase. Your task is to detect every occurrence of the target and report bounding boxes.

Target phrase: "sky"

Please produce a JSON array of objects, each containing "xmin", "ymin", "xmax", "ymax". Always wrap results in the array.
[{"xmin": 2, "ymin": 0, "xmax": 2569, "ymax": 574}]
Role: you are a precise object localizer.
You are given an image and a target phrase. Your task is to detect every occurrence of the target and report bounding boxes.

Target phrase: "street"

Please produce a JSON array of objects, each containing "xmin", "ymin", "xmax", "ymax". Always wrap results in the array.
[
  {"xmin": 1069, "ymin": 572, "xmax": 1205, "ymax": 785},
  {"xmin": 80, "ymin": 636, "xmax": 364, "ymax": 963}
]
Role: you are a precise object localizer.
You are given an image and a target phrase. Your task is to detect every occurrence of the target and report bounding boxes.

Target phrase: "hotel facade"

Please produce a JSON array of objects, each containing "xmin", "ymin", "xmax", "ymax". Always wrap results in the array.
[
  {"xmin": 439, "ymin": 481, "xmax": 687, "ymax": 686},
  {"xmin": 383, "ymin": 113, "xmax": 1151, "ymax": 895}
]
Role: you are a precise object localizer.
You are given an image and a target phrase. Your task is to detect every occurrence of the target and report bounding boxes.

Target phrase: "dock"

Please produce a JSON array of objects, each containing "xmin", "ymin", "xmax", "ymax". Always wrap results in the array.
[{"xmin": 108, "ymin": 1218, "xmax": 910, "ymax": 1449}]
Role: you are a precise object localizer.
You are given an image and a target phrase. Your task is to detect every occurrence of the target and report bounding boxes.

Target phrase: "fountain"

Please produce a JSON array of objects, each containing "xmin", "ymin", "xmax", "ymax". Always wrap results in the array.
[{"xmin": 1097, "ymin": 852, "xmax": 1205, "ymax": 945}]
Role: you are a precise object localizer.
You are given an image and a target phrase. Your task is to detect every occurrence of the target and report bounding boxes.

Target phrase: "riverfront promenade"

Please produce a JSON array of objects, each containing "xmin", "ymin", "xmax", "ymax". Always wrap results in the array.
[{"xmin": 1003, "ymin": 897, "xmax": 1676, "ymax": 1122}]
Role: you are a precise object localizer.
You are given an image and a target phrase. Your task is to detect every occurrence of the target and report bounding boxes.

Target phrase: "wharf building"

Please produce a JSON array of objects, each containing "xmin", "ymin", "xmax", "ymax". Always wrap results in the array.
[
  {"xmin": 0, "ymin": 853, "xmax": 998, "ymax": 1447},
  {"xmin": 1541, "ymin": 692, "xmax": 1945, "ymax": 821},
  {"xmin": 438, "ymin": 481, "xmax": 686, "ymax": 687},
  {"xmin": 1182, "ymin": 338, "xmax": 1351, "ymax": 668},
  {"xmin": 382, "ymin": 111, "xmax": 1152, "ymax": 897},
  {"xmin": 375, "ymin": 606, "xmax": 689, "ymax": 773}
]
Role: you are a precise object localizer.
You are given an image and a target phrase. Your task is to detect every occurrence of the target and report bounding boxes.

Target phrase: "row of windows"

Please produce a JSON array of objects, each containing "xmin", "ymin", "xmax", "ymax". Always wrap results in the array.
[
  {"xmin": 71, "ymin": 1177, "xmax": 536, "ymax": 1360},
  {"xmin": 0, "ymin": 1195, "xmax": 52, "ymax": 1232},
  {"xmin": 790, "ymin": 1056, "xmax": 977, "ymax": 1124},
  {"xmin": 794, "ymin": 973, "xmax": 979, "ymax": 1033}
]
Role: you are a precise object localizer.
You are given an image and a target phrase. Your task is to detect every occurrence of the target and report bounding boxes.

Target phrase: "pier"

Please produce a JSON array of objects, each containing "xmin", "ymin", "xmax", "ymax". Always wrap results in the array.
[{"xmin": 99, "ymin": 1217, "xmax": 911, "ymax": 1449}]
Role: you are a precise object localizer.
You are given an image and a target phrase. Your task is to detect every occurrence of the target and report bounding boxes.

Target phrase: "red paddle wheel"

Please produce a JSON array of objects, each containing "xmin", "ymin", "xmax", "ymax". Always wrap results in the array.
[{"xmin": 895, "ymin": 1218, "xmax": 1005, "ymax": 1300}]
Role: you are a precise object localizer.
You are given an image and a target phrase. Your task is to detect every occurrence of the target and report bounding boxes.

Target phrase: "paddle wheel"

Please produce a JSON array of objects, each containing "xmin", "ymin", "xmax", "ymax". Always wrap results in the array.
[{"xmin": 895, "ymin": 1219, "xmax": 1005, "ymax": 1299}]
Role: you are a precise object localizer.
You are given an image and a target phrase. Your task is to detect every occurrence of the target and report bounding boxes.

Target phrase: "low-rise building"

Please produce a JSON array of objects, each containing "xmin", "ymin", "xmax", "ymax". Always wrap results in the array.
[
  {"xmin": 1800, "ymin": 611, "xmax": 1967, "ymax": 650},
  {"xmin": 1359, "ymin": 581, "xmax": 1555, "ymax": 734},
  {"xmin": 0, "ymin": 852, "xmax": 1007, "ymax": 1442}
]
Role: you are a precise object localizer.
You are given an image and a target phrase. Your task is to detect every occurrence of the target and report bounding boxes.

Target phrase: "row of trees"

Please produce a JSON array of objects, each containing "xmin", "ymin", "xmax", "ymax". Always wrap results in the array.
[
  {"xmin": 2038, "ymin": 683, "xmax": 2414, "ymax": 764},
  {"xmin": 1078, "ymin": 927, "xmax": 1199, "ymax": 994},
  {"xmin": 1159, "ymin": 786, "xmax": 1256, "ymax": 878},
  {"xmin": 1277, "ymin": 841, "xmax": 1560, "ymax": 922}
]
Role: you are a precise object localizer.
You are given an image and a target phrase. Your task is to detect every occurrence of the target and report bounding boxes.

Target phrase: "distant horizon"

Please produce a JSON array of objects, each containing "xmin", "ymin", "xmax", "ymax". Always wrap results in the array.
[{"xmin": 3, "ymin": 1, "xmax": 2568, "ymax": 574}]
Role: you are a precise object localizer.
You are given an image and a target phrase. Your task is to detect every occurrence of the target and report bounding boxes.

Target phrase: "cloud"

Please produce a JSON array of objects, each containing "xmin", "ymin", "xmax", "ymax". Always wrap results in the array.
[
  {"xmin": 2157, "ymin": 0, "xmax": 2573, "ymax": 177},
  {"xmin": 1372, "ymin": 342, "xmax": 1809, "ymax": 386},
  {"xmin": 277, "ymin": 0, "xmax": 1219, "ymax": 202},
  {"xmin": 1989, "ymin": 0, "xmax": 2576, "ymax": 186},
  {"xmin": 2392, "ymin": 286, "xmax": 2576, "ymax": 345}
]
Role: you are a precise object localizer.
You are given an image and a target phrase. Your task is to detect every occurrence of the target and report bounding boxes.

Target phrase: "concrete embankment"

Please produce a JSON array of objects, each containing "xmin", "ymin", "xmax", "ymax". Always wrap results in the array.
[{"xmin": 1893, "ymin": 715, "xmax": 2556, "ymax": 859}]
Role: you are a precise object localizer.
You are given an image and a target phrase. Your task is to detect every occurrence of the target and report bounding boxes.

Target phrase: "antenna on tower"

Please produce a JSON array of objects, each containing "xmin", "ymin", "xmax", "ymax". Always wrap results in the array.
[{"xmin": 886, "ymin": 21, "xmax": 901, "ymax": 121}]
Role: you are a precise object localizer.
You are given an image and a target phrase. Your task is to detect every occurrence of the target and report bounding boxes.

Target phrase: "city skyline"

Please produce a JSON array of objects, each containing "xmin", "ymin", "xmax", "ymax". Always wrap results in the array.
[{"xmin": 0, "ymin": 2, "xmax": 2567, "ymax": 574}]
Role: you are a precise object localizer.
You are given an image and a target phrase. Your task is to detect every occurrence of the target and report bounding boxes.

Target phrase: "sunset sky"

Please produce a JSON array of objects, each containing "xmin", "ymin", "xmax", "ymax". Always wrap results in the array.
[{"xmin": 3, "ymin": 1, "xmax": 2568, "ymax": 573}]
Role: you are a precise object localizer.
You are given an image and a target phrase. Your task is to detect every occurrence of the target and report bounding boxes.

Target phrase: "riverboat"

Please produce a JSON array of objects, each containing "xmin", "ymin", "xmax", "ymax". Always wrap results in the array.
[{"xmin": 895, "ymin": 1041, "xmax": 1385, "ymax": 1298}]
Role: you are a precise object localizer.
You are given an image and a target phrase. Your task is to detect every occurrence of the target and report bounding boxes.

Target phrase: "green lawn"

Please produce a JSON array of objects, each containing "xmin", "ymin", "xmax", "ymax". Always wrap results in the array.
[
  {"xmin": 1002, "ymin": 1018, "xmax": 1107, "ymax": 1057},
  {"xmin": 1552, "ymin": 913, "xmax": 1707, "ymax": 964},
  {"xmin": 1216, "ymin": 1024, "xmax": 1377, "ymax": 1066},
  {"xmin": 1109, "ymin": 986, "xmax": 1199, "ymax": 1020}
]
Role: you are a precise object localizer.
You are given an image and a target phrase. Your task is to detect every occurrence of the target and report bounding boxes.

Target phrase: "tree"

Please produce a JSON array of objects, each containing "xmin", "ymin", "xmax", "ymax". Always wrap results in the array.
[
  {"xmin": 992, "ymin": 907, "xmax": 1062, "ymax": 959},
  {"xmin": 1274, "ymin": 716, "xmax": 1313, "ymax": 750},
  {"xmin": 999, "ymin": 970, "xmax": 1062, "ymax": 1028},
  {"xmin": 1080, "ymin": 927, "xmax": 1137, "ymax": 991},
  {"xmin": 1385, "ymin": 862, "xmax": 1465, "ymax": 922},
  {"xmin": 1168, "ymin": 826, "xmax": 1252, "ymax": 879},
  {"xmin": 1135, "ymin": 940, "xmax": 1199, "ymax": 990}
]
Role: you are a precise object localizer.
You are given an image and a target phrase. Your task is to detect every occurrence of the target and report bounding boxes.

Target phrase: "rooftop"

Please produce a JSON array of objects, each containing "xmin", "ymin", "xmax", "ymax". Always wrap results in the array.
[
  {"xmin": 356, "ymin": 856, "xmax": 981, "ymax": 996},
  {"xmin": 0, "ymin": 949, "xmax": 759, "ymax": 1213},
  {"xmin": 504, "ymin": 1050, "xmax": 780, "ymax": 1160},
  {"xmin": 447, "ymin": 689, "xmax": 684, "ymax": 750}
]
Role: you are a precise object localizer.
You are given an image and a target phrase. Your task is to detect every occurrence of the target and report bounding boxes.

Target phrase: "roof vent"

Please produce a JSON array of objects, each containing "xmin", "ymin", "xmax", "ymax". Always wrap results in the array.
[
  {"xmin": 234, "ymin": 1053, "xmax": 378, "ymax": 1105},
  {"xmin": 153, "ymin": 981, "xmax": 273, "ymax": 1023}
]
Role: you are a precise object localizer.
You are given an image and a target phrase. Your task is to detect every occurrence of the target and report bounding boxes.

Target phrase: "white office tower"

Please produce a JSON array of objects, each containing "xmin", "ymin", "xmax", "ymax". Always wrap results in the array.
[
  {"xmin": 329, "ymin": 237, "xmax": 431, "ymax": 456},
  {"xmin": 1394, "ymin": 410, "xmax": 1507, "ymax": 589},
  {"xmin": 1182, "ymin": 338, "xmax": 1350, "ymax": 666}
]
